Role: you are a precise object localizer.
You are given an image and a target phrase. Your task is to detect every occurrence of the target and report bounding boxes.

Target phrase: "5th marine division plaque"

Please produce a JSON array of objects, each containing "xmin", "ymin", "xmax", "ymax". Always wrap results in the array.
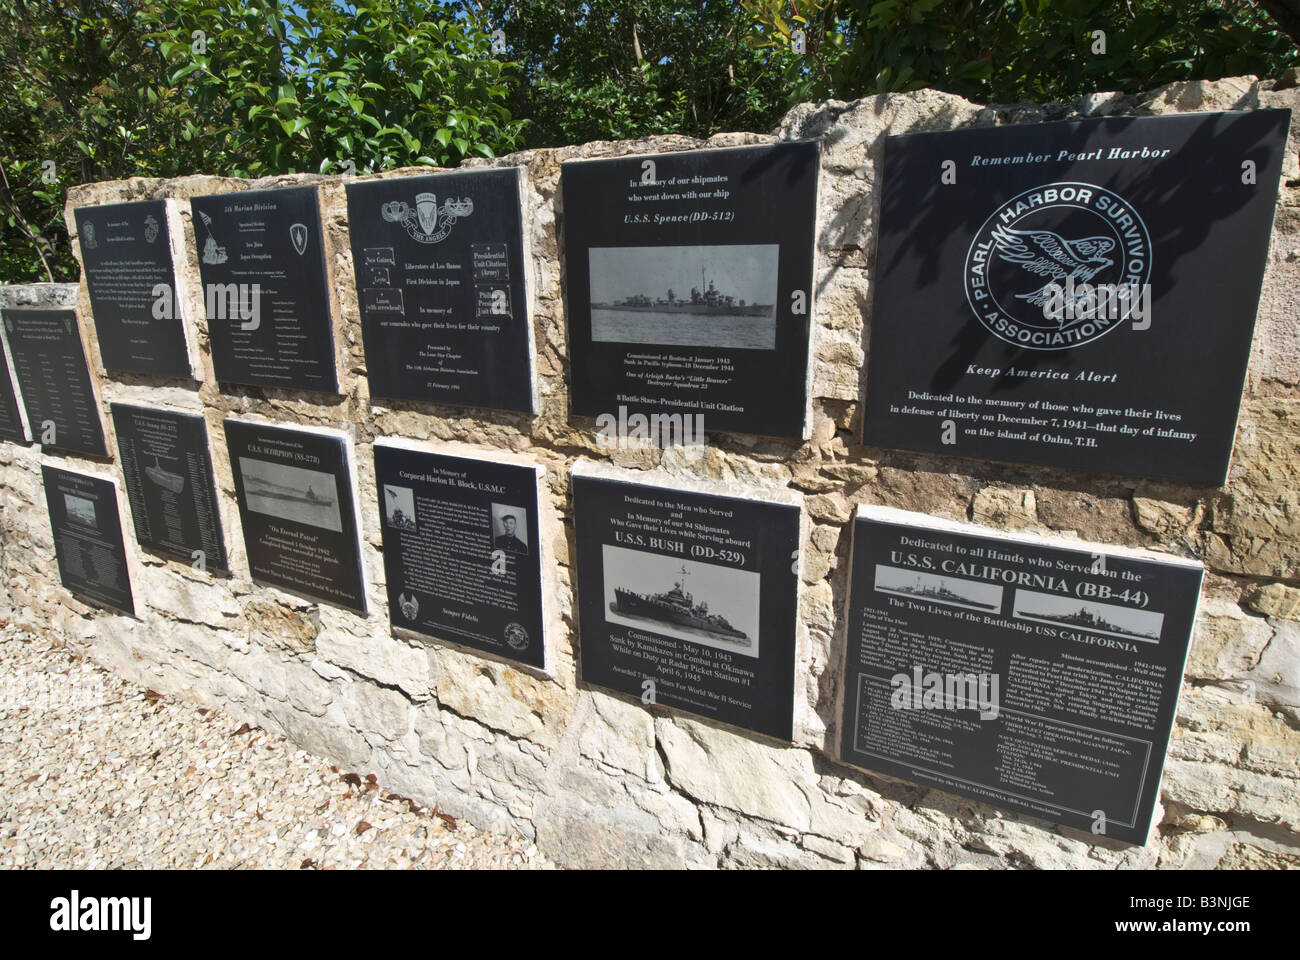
[{"xmin": 863, "ymin": 109, "xmax": 1290, "ymax": 485}]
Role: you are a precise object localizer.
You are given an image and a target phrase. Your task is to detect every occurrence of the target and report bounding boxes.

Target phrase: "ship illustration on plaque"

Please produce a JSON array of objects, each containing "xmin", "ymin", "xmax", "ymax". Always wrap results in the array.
[
  {"xmin": 380, "ymin": 192, "xmax": 474, "ymax": 244},
  {"xmin": 1012, "ymin": 589, "xmax": 1164, "ymax": 644},
  {"xmin": 239, "ymin": 457, "xmax": 343, "ymax": 533},
  {"xmin": 873, "ymin": 565, "xmax": 1003, "ymax": 613},
  {"xmin": 589, "ymin": 244, "xmax": 779, "ymax": 349},
  {"xmin": 145, "ymin": 455, "xmax": 185, "ymax": 494},
  {"xmin": 602, "ymin": 545, "xmax": 760, "ymax": 656}
]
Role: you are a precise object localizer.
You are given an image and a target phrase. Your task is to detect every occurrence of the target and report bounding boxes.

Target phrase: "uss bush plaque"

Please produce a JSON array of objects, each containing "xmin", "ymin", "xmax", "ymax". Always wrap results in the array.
[
  {"xmin": 74, "ymin": 199, "xmax": 193, "ymax": 377},
  {"xmin": 191, "ymin": 186, "xmax": 338, "ymax": 393},
  {"xmin": 111, "ymin": 404, "xmax": 228, "ymax": 573},
  {"xmin": 374, "ymin": 441, "xmax": 546, "ymax": 669},
  {"xmin": 572, "ymin": 462, "xmax": 801, "ymax": 740},
  {"xmin": 42, "ymin": 464, "xmax": 134, "ymax": 616},
  {"xmin": 2, "ymin": 308, "xmax": 106, "ymax": 456},
  {"xmin": 224, "ymin": 419, "xmax": 365, "ymax": 612},
  {"xmin": 562, "ymin": 141, "xmax": 819, "ymax": 439},
  {"xmin": 346, "ymin": 169, "xmax": 533, "ymax": 412},
  {"xmin": 0, "ymin": 330, "xmax": 28, "ymax": 443},
  {"xmin": 862, "ymin": 109, "xmax": 1290, "ymax": 485},
  {"xmin": 841, "ymin": 504, "xmax": 1203, "ymax": 844}
]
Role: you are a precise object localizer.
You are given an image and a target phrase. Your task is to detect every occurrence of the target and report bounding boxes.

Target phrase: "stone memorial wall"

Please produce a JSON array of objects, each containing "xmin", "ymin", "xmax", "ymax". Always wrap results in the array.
[{"xmin": 1, "ymin": 76, "xmax": 1298, "ymax": 868}]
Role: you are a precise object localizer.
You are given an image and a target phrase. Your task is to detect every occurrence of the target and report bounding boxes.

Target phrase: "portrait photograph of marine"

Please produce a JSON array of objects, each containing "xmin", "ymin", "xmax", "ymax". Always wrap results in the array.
[{"xmin": 490, "ymin": 503, "xmax": 528, "ymax": 556}]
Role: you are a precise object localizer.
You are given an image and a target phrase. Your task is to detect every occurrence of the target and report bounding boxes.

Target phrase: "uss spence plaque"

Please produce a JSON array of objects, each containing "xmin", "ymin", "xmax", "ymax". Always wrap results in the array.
[
  {"xmin": 42, "ymin": 464, "xmax": 135, "ymax": 616},
  {"xmin": 562, "ymin": 141, "xmax": 820, "ymax": 439},
  {"xmin": 224, "ymin": 419, "xmax": 366, "ymax": 612},
  {"xmin": 572, "ymin": 462, "xmax": 801, "ymax": 740},
  {"xmin": 346, "ymin": 168, "xmax": 533, "ymax": 412},
  {"xmin": 841, "ymin": 505, "xmax": 1203, "ymax": 844},
  {"xmin": 2, "ymin": 308, "xmax": 106, "ymax": 456},
  {"xmin": 74, "ymin": 199, "xmax": 193, "ymax": 377},
  {"xmin": 374, "ymin": 441, "xmax": 546, "ymax": 669},
  {"xmin": 191, "ymin": 186, "xmax": 338, "ymax": 393},
  {"xmin": 111, "ymin": 404, "xmax": 228, "ymax": 573},
  {"xmin": 862, "ymin": 109, "xmax": 1290, "ymax": 485}
]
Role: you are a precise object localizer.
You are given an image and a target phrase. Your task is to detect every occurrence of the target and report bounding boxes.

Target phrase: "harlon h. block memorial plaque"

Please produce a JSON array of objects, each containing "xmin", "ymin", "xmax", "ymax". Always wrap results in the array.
[
  {"xmin": 0, "ymin": 330, "xmax": 29, "ymax": 443},
  {"xmin": 74, "ymin": 199, "xmax": 194, "ymax": 378},
  {"xmin": 224, "ymin": 419, "xmax": 365, "ymax": 612},
  {"xmin": 190, "ymin": 186, "xmax": 338, "ymax": 392},
  {"xmin": 374, "ymin": 441, "xmax": 547, "ymax": 669},
  {"xmin": 840, "ymin": 505, "xmax": 1203, "ymax": 844},
  {"xmin": 346, "ymin": 169, "xmax": 534, "ymax": 412},
  {"xmin": 572, "ymin": 462, "xmax": 801, "ymax": 740},
  {"xmin": 111, "ymin": 404, "xmax": 228, "ymax": 574},
  {"xmin": 863, "ymin": 109, "xmax": 1290, "ymax": 485},
  {"xmin": 42, "ymin": 464, "xmax": 135, "ymax": 616},
  {"xmin": 562, "ymin": 141, "xmax": 820, "ymax": 439},
  {"xmin": 2, "ymin": 308, "xmax": 107, "ymax": 456}
]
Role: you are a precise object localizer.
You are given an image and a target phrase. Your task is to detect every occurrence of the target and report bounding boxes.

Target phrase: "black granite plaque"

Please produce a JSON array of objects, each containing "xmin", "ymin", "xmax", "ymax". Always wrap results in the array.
[
  {"xmin": 572, "ymin": 466, "xmax": 800, "ymax": 739},
  {"xmin": 74, "ymin": 199, "xmax": 191, "ymax": 377},
  {"xmin": 863, "ymin": 109, "xmax": 1290, "ymax": 485},
  {"xmin": 111, "ymin": 404, "xmax": 228, "ymax": 573},
  {"xmin": 841, "ymin": 505, "xmax": 1203, "ymax": 844},
  {"xmin": 562, "ymin": 142, "xmax": 820, "ymax": 439},
  {"xmin": 0, "ymin": 331, "xmax": 28, "ymax": 443},
  {"xmin": 2, "ymin": 308, "xmax": 106, "ymax": 456},
  {"xmin": 374, "ymin": 442, "xmax": 545, "ymax": 668},
  {"xmin": 346, "ymin": 169, "xmax": 533, "ymax": 412},
  {"xmin": 191, "ymin": 187, "xmax": 338, "ymax": 392},
  {"xmin": 224, "ymin": 419, "xmax": 365, "ymax": 612},
  {"xmin": 42, "ymin": 465, "xmax": 134, "ymax": 615}
]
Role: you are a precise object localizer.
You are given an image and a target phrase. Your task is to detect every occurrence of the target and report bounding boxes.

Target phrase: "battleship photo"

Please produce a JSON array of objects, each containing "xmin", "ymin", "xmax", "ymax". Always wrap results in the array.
[
  {"xmin": 1012, "ymin": 589, "xmax": 1164, "ymax": 644},
  {"xmin": 239, "ymin": 456, "xmax": 343, "ymax": 532},
  {"xmin": 873, "ymin": 565, "xmax": 1004, "ymax": 613},
  {"xmin": 589, "ymin": 244, "xmax": 779, "ymax": 349},
  {"xmin": 602, "ymin": 545, "xmax": 760, "ymax": 656}
]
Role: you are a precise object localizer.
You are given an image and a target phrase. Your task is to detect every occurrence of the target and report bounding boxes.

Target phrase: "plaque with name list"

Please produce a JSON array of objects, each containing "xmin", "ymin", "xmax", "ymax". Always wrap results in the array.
[
  {"xmin": 74, "ymin": 199, "xmax": 193, "ymax": 377},
  {"xmin": 562, "ymin": 141, "xmax": 820, "ymax": 439},
  {"xmin": 841, "ymin": 504, "xmax": 1203, "ymax": 844},
  {"xmin": 111, "ymin": 404, "xmax": 228, "ymax": 574},
  {"xmin": 2, "ymin": 308, "xmax": 107, "ymax": 456},
  {"xmin": 224, "ymin": 419, "xmax": 366, "ymax": 612},
  {"xmin": 572, "ymin": 463, "xmax": 801, "ymax": 740},
  {"xmin": 42, "ymin": 464, "xmax": 135, "ymax": 616},
  {"xmin": 190, "ymin": 186, "xmax": 338, "ymax": 393},
  {"xmin": 374, "ymin": 441, "xmax": 546, "ymax": 669},
  {"xmin": 346, "ymin": 168, "xmax": 534, "ymax": 412},
  {"xmin": 863, "ymin": 109, "xmax": 1291, "ymax": 485},
  {"xmin": 0, "ymin": 329, "xmax": 28, "ymax": 443}
]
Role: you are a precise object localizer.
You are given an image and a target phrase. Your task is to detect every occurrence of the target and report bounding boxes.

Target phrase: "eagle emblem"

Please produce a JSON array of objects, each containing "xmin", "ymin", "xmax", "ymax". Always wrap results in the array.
[{"xmin": 990, "ymin": 225, "xmax": 1115, "ymax": 318}]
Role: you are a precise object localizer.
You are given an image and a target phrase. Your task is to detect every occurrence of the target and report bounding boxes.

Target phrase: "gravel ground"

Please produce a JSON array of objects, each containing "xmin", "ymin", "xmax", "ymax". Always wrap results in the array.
[{"xmin": 0, "ymin": 620, "xmax": 555, "ymax": 869}]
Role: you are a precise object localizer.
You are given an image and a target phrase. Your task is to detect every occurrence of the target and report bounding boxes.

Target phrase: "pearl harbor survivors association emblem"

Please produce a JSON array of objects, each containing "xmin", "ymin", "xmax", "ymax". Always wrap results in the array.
[{"xmin": 965, "ymin": 181, "xmax": 1151, "ymax": 350}]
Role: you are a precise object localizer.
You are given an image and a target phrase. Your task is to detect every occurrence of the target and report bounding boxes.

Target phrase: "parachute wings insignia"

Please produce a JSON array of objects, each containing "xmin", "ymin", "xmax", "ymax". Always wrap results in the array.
[{"xmin": 990, "ymin": 224, "xmax": 1114, "ymax": 308}]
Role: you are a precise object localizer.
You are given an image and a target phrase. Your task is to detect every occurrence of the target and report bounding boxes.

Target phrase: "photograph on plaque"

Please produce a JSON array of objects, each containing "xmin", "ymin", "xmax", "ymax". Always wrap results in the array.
[
  {"xmin": 840, "ymin": 504, "xmax": 1204, "ymax": 844},
  {"xmin": 345, "ymin": 168, "xmax": 534, "ymax": 412},
  {"xmin": 224, "ymin": 419, "xmax": 365, "ymax": 612},
  {"xmin": 74, "ymin": 199, "xmax": 192, "ymax": 377},
  {"xmin": 562, "ymin": 141, "xmax": 820, "ymax": 439},
  {"xmin": 42, "ymin": 464, "xmax": 134, "ymax": 616},
  {"xmin": 373, "ymin": 441, "xmax": 546, "ymax": 669},
  {"xmin": 190, "ymin": 186, "xmax": 338, "ymax": 393},
  {"xmin": 111, "ymin": 404, "xmax": 227, "ymax": 573},
  {"xmin": 862, "ymin": 109, "xmax": 1290, "ymax": 485},
  {"xmin": 0, "ymin": 328, "xmax": 29, "ymax": 443},
  {"xmin": 572, "ymin": 463, "xmax": 800, "ymax": 740},
  {"xmin": 2, "ymin": 308, "xmax": 107, "ymax": 456}
]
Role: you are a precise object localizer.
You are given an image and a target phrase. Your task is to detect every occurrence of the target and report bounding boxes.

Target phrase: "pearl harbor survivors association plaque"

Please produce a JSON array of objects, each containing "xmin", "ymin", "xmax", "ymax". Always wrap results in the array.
[
  {"xmin": 191, "ymin": 186, "xmax": 338, "ymax": 393},
  {"xmin": 42, "ymin": 464, "xmax": 135, "ymax": 616},
  {"xmin": 346, "ymin": 168, "xmax": 533, "ymax": 412},
  {"xmin": 224, "ymin": 419, "xmax": 365, "ymax": 613},
  {"xmin": 374, "ymin": 441, "xmax": 546, "ymax": 669},
  {"xmin": 862, "ymin": 109, "xmax": 1290, "ymax": 485},
  {"xmin": 112, "ymin": 404, "xmax": 228, "ymax": 574},
  {"xmin": 74, "ymin": 199, "xmax": 194, "ymax": 377},
  {"xmin": 572, "ymin": 462, "xmax": 801, "ymax": 740},
  {"xmin": 562, "ymin": 141, "xmax": 820, "ymax": 439},
  {"xmin": 841, "ymin": 505, "xmax": 1203, "ymax": 843}
]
